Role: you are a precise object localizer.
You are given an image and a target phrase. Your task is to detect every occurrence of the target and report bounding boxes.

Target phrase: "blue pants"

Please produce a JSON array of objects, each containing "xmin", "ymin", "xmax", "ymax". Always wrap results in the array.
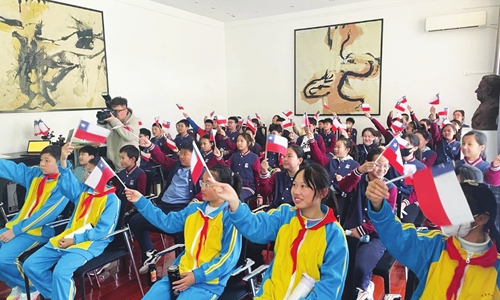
[
  {"xmin": 354, "ymin": 237, "xmax": 385, "ymax": 290},
  {"xmin": 0, "ymin": 228, "xmax": 43, "ymax": 292},
  {"xmin": 23, "ymin": 246, "xmax": 88, "ymax": 300},
  {"xmin": 144, "ymin": 276, "xmax": 217, "ymax": 300}
]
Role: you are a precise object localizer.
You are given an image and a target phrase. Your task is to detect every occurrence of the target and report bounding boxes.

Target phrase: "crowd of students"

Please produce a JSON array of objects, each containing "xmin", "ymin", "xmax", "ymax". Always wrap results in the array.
[{"xmin": 1, "ymin": 96, "xmax": 500, "ymax": 300}]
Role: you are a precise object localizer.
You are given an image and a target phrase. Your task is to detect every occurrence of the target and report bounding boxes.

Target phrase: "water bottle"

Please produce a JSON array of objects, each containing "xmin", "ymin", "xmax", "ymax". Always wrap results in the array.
[
  {"xmin": 148, "ymin": 264, "xmax": 158, "ymax": 286},
  {"xmin": 97, "ymin": 270, "xmax": 110, "ymax": 283},
  {"xmin": 287, "ymin": 273, "xmax": 316, "ymax": 300},
  {"xmin": 167, "ymin": 265, "xmax": 182, "ymax": 299},
  {"xmin": 345, "ymin": 230, "xmax": 370, "ymax": 243}
]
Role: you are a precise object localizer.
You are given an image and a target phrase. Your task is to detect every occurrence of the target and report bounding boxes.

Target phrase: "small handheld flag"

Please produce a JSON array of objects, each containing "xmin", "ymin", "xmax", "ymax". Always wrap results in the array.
[
  {"xmin": 162, "ymin": 121, "xmax": 170, "ymax": 129},
  {"xmin": 74, "ymin": 120, "xmax": 111, "ymax": 144},
  {"xmin": 314, "ymin": 110, "xmax": 320, "ymax": 120},
  {"xmin": 301, "ymin": 112, "xmax": 310, "ymax": 128},
  {"xmin": 191, "ymin": 141, "xmax": 213, "ymax": 182},
  {"xmin": 165, "ymin": 138, "xmax": 178, "ymax": 150},
  {"xmin": 377, "ymin": 138, "xmax": 404, "ymax": 174},
  {"xmin": 361, "ymin": 103, "xmax": 370, "ymax": 112},
  {"xmin": 429, "ymin": 93, "xmax": 440, "ymax": 105},
  {"xmin": 209, "ymin": 111, "xmax": 215, "ymax": 118},
  {"xmin": 282, "ymin": 119, "xmax": 293, "ymax": 129},
  {"xmin": 438, "ymin": 108, "xmax": 448, "ymax": 117},
  {"xmin": 214, "ymin": 116, "xmax": 227, "ymax": 127},
  {"xmin": 246, "ymin": 116, "xmax": 256, "ymax": 134},
  {"xmin": 255, "ymin": 113, "xmax": 261, "ymax": 120},
  {"xmin": 283, "ymin": 110, "xmax": 293, "ymax": 118},
  {"xmin": 85, "ymin": 158, "xmax": 118, "ymax": 193},
  {"xmin": 266, "ymin": 134, "xmax": 288, "ymax": 156},
  {"xmin": 323, "ymin": 103, "xmax": 329, "ymax": 110},
  {"xmin": 395, "ymin": 97, "xmax": 407, "ymax": 112},
  {"xmin": 391, "ymin": 120, "xmax": 404, "ymax": 133},
  {"xmin": 176, "ymin": 103, "xmax": 185, "ymax": 110}
]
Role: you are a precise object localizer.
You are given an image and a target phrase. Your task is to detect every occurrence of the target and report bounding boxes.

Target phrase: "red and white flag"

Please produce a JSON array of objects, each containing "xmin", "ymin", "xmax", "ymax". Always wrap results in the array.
[
  {"xmin": 35, "ymin": 119, "xmax": 50, "ymax": 136},
  {"xmin": 395, "ymin": 97, "xmax": 407, "ymax": 112},
  {"xmin": 429, "ymin": 93, "xmax": 440, "ymax": 105},
  {"xmin": 162, "ymin": 121, "xmax": 171, "ymax": 129},
  {"xmin": 210, "ymin": 129, "xmax": 217, "ymax": 142},
  {"xmin": 301, "ymin": 112, "xmax": 310, "ymax": 128},
  {"xmin": 413, "ymin": 163, "xmax": 474, "ymax": 226},
  {"xmin": 391, "ymin": 120, "xmax": 404, "ymax": 133},
  {"xmin": 332, "ymin": 118, "xmax": 342, "ymax": 131},
  {"xmin": 282, "ymin": 119, "xmax": 293, "ymax": 129},
  {"xmin": 190, "ymin": 141, "xmax": 205, "ymax": 183},
  {"xmin": 209, "ymin": 111, "xmax": 215, "ymax": 118},
  {"xmin": 314, "ymin": 110, "xmax": 320, "ymax": 120},
  {"xmin": 85, "ymin": 158, "xmax": 116, "ymax": 193},
  {"xmin": 266, "ymin": 134, "xmax": 288, "ymax": 155},
  {"xmin": 176, "ymin": 103, "xmax": 185, "ymax": 110},
  {"xmin": 380, "ymin": 138, "xmax": 404, "ymax": 174},
  {"xmin": 165, "ymin": 138, "xmax": 178, "ymax": 150},
  {"xmin": 323, "ymin": 103, "xmax": 330, "ymax": 110},
  {"xmin": 140, "ymin": 151, "xmax": 150, "ymax": 162},
  {"xmin": 361, "ymin": 103, "xmax": 370, "ymax": 112},
  {"xmin": 154, "ymin": 116, "xmax": 160, "ymax": 126},
  {"xmin": 246, "ymin": 116, "xmax": 256, "ymax": 134},
  {"xmin": 283, "ymin": 110, "xmax": 293, "ymax": 118},
  {"xmin": 438, "ymin": 107, "xmax": 448, "ymax": 117},
  {"xmin": 395, "ymin": 135, "xmax": 409, "ymax": 148},
  {"xmin": 74, "ymin": 120, "xmax": 111, "ymax": 144},
  {"xmin": 255, "ymin": 113, "xmax": 261, "ymax": 120},
  {"xmin": 214, "ymin": 115, "xmax": 227, "ymax": 127},
  {"xmin": 138, "ymin": 120, "xmax": 143, "ymax": 126}
]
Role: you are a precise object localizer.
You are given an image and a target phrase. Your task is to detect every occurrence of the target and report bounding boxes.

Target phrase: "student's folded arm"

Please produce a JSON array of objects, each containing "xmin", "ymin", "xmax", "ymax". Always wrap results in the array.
[
  {"xmin": 367, "ymin": 199, "xmax": 438, "ymax": 275},
  {"xmin": 193, "ymin": 220, "xmax": 241, "ymax": 283},
  {"xmin": 228, "ymin": 203, "xmax": 283, "ymax": 244},
  {"xmin": 134, "ymin": 195, "xmax": 189, "ymax": 233},
  {"xmin": 74, "ymin": 194, "xmax": 120, "ymax": 243},
  {"xmin": 12, "ymin": 191, "xmax": 68, "ymax": 236},
  {"xmin": 0, "ymin": 159, "xmax": 38, "ymax": 188},
  {"xmin": 304, "ymin": 225, "xmax": 348, "ymax": 300}
]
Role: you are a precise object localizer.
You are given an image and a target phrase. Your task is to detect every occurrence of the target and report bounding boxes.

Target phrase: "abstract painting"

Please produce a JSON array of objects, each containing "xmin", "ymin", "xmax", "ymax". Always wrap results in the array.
[
  {"xmin": 0, "ymin": 0, "xmax": 108, "ymax": 112},
  {"xmin": 295, "ymin": 19, "xmax": 383, "ymax": 116}
]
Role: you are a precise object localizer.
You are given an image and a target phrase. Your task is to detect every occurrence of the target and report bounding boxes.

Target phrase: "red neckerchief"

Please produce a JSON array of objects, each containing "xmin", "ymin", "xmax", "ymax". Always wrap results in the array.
[
  {"xmin": 28, "ymin": 173, "xmax": 59, "ymax": 217},
  {"xmin": 78, "ymin": 187, "xmax": 116, "ymax": 220},
  {"xmin": 445, "ymin": 237, "xmax": 497, "ymax": 300},
  {"xmin": 290, "ymin": 208, "xmax": 337, "ymax": 274},
  {"xmin": 195, "ymin": 210, "xmax": 211, "ymax": 265}
]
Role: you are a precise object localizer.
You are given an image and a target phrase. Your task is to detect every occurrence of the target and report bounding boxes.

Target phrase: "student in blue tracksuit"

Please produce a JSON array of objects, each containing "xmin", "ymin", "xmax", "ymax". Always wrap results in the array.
[
  {"xmin": 211, "ymin": 163, "xmax": 348, "ymax": 299},
  {"xmin": 23, "ymin": 144, "xmax": 120, "ymax": 300},
  {"xmin": 0, "ymin": 146, "xmax": 68, "ymax": 300},
  {"xmin": 125, "ymin": 164, "xmax": 242, "ymax": 300}
]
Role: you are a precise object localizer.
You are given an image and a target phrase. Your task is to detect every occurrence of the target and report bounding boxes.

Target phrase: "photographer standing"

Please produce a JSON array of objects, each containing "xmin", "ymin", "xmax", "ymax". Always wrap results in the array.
[{"xmin": 98, "ymin": 96, "xmax": 140, "ymax": 171}]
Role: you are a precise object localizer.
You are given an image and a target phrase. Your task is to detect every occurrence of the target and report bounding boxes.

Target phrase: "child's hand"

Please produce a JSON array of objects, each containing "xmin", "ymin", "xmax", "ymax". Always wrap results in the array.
[
  {"xmin": 492, "ymin": 154, "xmax": 500, "ymax": 167},
  {"xmin": 407, "ymin": 105, "xmax": 412, "ymax": 112},
  {"xmin": 340, "ymin": 130, "xmax": 348, "ymax": 138},
  {"xmin": 58, "ymin": 238, "xmax": 74, "ymax": 249},
  {"xmin": 335, "ymin": 174, "xmax": 343, "ymax": 182},
  {"xmin": 0, "ymin": 229, "xmax": 15, "ymax": 243},
  {"xmin": 261, "ymin": 159, "xmax": 269, "ymax": 173},
  {"xmin": 306, "ymin": 131, "xmax": 314, "ymax": 141},
  {"xmin": 61, "ymin": 143, "xmax": 74, "ymax": 161},
  {"xmin": 348, "ymin": 228, "xmax": 361, "ymax": 239},
  {"xmin": 213, "ymin": 147, "xmax": 222, "ymax": 158},
  {"xmin": 365, "ymin": 179, "xmax": 389, "ymax": 212},
  {"xmin": 139, "ymin": 137, "xmax": 152, "ymax": 148},
  {"xmin": 358, "ymin": 162, "xmax": 377, "ymax": 174},
  {"xmin": 364, "ymin": 112, "xmax": 372, "ymax": 119},
  {"xmin": 172, "ymin": 272, "xmax": 195, "ymax": 292},
  {"xmin": 182, "ymin": 112, "xmax": 189, "ymax": 119},
  {"xmin": 124, "ymin": 188, "xmax": 142, "ymax": 203}
]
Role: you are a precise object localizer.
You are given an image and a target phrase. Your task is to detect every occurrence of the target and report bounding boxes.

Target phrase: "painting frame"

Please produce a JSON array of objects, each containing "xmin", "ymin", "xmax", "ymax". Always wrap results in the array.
[
  {"xmin": 294, "ymin": 18, "xmax": 383, "ymax": 116},
  {"xmin": 0, "ymin": 0, "xmax": 109, "ymax": 113}
]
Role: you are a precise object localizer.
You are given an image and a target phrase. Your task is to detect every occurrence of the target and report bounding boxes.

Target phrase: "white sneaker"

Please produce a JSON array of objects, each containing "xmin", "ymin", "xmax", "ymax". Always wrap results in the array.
[
  {"xmin": 356, "ymin": 281, "xmax": 375, "ymax": 300},
  {"xmin": 139, "ymin": 249, "xmax": 160, "ymax": 274},
  {"xmin": 18, "ymin": 291, "xmax": 40, "ymax": 300},
  {"xmin": 6, "ymin": 286, "xmax": 22, "ymax": 300},
  {"xmin": 89, "ymin": 263, "xmax": 111, "ymax": 276}
]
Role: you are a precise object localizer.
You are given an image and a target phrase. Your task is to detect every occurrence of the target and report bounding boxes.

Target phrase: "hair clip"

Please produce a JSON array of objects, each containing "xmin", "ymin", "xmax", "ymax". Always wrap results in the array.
[{"xmin": 463, "ymin": 179, "xmax": 478, "ymax": 186}]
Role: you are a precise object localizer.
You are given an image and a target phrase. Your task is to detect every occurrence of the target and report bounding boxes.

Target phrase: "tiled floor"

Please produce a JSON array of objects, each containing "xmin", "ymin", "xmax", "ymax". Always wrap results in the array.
[{"xmin": 0, "ymin": 233, "xmax": 408, "ymax": 300}]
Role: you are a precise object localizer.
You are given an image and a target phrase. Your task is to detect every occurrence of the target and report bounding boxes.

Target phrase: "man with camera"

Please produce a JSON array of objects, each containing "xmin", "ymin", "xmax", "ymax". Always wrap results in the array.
[{"xmin": 97, "ymin": 96, "xmax": 140, "ymax": 171}]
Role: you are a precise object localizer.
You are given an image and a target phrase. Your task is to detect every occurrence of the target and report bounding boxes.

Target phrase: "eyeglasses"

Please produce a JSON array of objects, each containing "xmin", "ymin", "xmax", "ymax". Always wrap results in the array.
[
  {"xmin": 114, "ymin": 108, "xmax": 127, "ymax": 113},
  {"xmin": 199, "ymin": 180, "xmax": 211, "ymax": 188}
]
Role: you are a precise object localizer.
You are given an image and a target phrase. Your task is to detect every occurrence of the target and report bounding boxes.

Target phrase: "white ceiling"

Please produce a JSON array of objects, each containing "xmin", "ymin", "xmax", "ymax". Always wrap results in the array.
[{"xmin": 150, "ymin": 0, "xmax": 373, "ymax": 22}]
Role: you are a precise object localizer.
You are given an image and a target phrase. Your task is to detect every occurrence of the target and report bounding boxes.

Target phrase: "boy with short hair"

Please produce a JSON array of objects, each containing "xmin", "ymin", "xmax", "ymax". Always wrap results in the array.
[
  {"xmin": 320, "ymin": 118, "xmax": 337, "ymax": 153},
  {"xmin": 174, "ymin": 119, "xmax": 194, "ymax": 149},
  {"xmin": 346, "ymin": 117, "xmax": 358, "ymax": 145},
  {"xmin": 118, "ymin": 145, "xmax": 147, "ymax": 198},
  {"xmin": 23, "ymin": 144, "xmax": 120, "ymax": 300},
  {"xmin": 296, "ymin": 117, "xmax": 326, "ymax": 159},
  {"xmin": 72, "ymin": 145, "xmax": 97, "ymax": 182},
  {"xmin": 0, "ymin": 145, "xmax": 69, "ymax": 300}
]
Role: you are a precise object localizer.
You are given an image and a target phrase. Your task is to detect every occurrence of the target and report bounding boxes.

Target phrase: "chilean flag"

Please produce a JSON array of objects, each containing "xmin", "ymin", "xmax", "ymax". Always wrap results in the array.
[
  {"xmin": 162, "ymin": 121, "xmax": 170, "ymax": 129},
  {"xmin": 214, "ymin": 115, "xmax": 227, "ymax": 127},
  {"xmin": 176, "ymin": 103, "xmax": 185, "ymax": 110},
  {"xmin": 74, "ymin": 120, "xmax": 111, "ymax": 144},
  {"xmin": 323, "ymin": 103, "xmax": 330, "ymax": 110},
  {"xmin": 138, "ymin": 120, "xmax": 143, "ymax": 126},
  {"xmin": 140, "ymin": 151, "xmax": 150, "ymax": 162},
  {"xmin": 332, "ymin": 118, "xmax": 342, "ymax": 131},
  {"xmin": 429, "ymin": 93, "xmax": 440, "ymax": 105},
  {"xmin": 361, "ymin": 103, "xmax": 370, "ymax": 112},
  {"xmin": 283, "ymin": 110, "xmax": 293, "ymax": 118},
  {"xmin": 165, "ymin": 138, "xmax": 177, "ymax": 150},
  {"xmin": 301, "ymin": 112, "xmax": 310, "ymax": 128},
  {"xmin": 209, "ymin": 111, "xmax": 215, "ymax": 118},
  {"xmin": 381, "ymin": 139, "xmax": 404, "ymax": 174},
  {"xmin": 190, "ymin": 141, "xmax": 205, "ymax": 183},
  {"xmin": 154, "ymin": 116, "xmax": 160, "ymax": 126},
  {"xmin": 85, "ymin": 158, "xmax": 116, "ymax": 193},
  {"xmin": 413, "ymin": 163, "xmax": 474, "ymax": 226},
  {"xmin": 246, "ymin": 116, "xmax": 256, "ymax": 134},
  {"xmin": 391, "ymin": 120, "xmax": 404, "ymax": 133},
  {"xmin": 395, "ymin": 135, "xmax": 409, "ymax": 148},
  {"xmin": 314, "ymin": 110, "xmax": 320, "ymax": 120},
  {"xmin": 266, "ymin": 134, "xmax": 288, "ymax": 155},
  {"xmin": 255, "ymin": 113, "xmax": 261, "ymax": 120},
  {"xmin": 282, "ymin": 119, "xmax": 293, "ymax": 129},
  {"xmin": 438, "ymin": 108, "xmax": 448, "ymax": 117},
  {"xmin": 395, "ymin": 98, "xmax": 407, "ymax": 112}
]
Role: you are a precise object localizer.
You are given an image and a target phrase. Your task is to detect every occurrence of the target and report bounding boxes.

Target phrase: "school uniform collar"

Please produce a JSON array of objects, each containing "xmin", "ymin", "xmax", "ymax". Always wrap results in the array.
[
  {"xmin": 197, "ymin": 201, "xmax": 228, "ymax": 218},
  {"xmin": 464, "ymin": 156, "xmax": 483, "ymax": 167},
  {"xmin": 239, "ymin": 149, "xmax": 251, "ymax": 156},
  {"xmin": 203, "ymin": 150, "xmax": 213, "ymax": 157},
  {"xmin": 125, "ymin": 165, "xmax": 138, "ymax": 175},
  {"xmin": 333, "ymin": 155, "xmax": 353, "ymax": 162}
]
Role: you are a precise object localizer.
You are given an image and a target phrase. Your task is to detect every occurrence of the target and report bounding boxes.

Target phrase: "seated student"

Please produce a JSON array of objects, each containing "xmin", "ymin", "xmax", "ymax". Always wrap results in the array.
[
  {"xmin": 117, "ymin": 145, "xmax": 147, "ymax": 197},
  {"xmin": 125, "ymin": 164, "xmax": 242, "ymax": 300},
  {"xmin": 317, "ymin": 119, "xmax": 325, "ymax": 134},
  {"xmin": 365, "ymin": 112, "xmax": 395, "ymax": 146},
  {"xmin": 183, "ymin": 112, "xmax": 214, "ymax": 139},
  {"xmin": 415, "ymin": 130, "xmax": 437, "ymax": 168},
  {"xmin": 429, "ymin": 106, "xmax": 461, "ymax": 165},
  {"xmin": 244, "ymin": 126, "xmax": 262, "ymax": 156},
  {"xmin": 132, "ymin": 138, "xmax": 202, "ymax": 271},
  {"xmin": 174, "ymin": 119, "xmax": 195, "ymax": 149},
  {"xmin": 199, "ymin": 134, "xmax": 219, "ymax": 168},
  {"xmin": 453, "ymin": 109, "xmax": 470, "ymax": 128},
  {"xmin": 356, "ymin": 127, "xmax": 379, "ymax": 165},
  {"xmin": 320, "ymin": 118, "xmax": 337, "ymax": 153},
  {"xmin": 0, "ymin": 145, "xmax": 68, "ymax": 300},
  {"xmin": 24, "ymin": 145, "xmax": 120, "ymax": 300},
  {"xmin": 456, "ymin": 131, "xmax": 500, "ymax": 187},
  {"xmin": 339, "ymin": 148, "xmax": 397, "ymax": 299},
  {"xmin": 309, "ymin": 135, "xmax": 359, "ymax": 215},
  {"xmin": 211, "ymin": 163, "xmax": 348, "ymax": 299},
  {"xmin": 366, "ymin": 179, "xmax": 500, "ymax": 300},
  {"xmin": 216, "ymin": 132, "xmax": 260, "ymax": 202},
  {"xmin": 215, "ymin": 117, "xmax": 240, "ymax": 159},
  {"xmin": 150, "ymin": 123, "xmax": 173, "ymax": 156},
  {"xmin": 259, "ymin": 145, "xmax": 306, "ymax": 208},
  {"xmin": 346, "ymin": 117, "xmax": 358, "ymax": 145},
  {"xmin": 252, "ymin": 117, "xmax": 267, "ymax": 149},
  {"xmin": 139, "ymin": 128, "xmax": 165, "ymax": 196},
  {"xmin": 72, "ymin": 145, "xmax": 97, "ymax": 182},
  {"xmin": 296, "ymin": 118, "xmax": 326, "ymax": 158}
]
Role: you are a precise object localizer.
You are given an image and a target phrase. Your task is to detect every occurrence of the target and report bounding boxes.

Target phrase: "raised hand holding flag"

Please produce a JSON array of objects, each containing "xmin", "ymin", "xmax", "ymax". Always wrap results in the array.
[
  {"xmin": 85, "ymin": 158, "xmax": 121, "ymax": 193},
  {"xmin": 395, "ymin": 96, "xmax": 407, "ymax": 112},
  {"xmin": 191, "ymin": 141, "xmax": 213, "ymax": 182},
  {"xmin": 376, "ymin": 138, "xmax": 404, "ymax": 174},
  {"xmin": 176, "ymin": 103, "xmax": 185, "ymax": 111},
  {"xmin": 301, "ymin": 112, "xmax": 310, "ymax": 128}
]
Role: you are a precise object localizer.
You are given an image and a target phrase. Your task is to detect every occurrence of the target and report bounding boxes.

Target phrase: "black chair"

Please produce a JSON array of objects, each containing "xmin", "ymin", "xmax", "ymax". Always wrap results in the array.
[
  {"xmin": 73, "ymin": 198, "xmax": 144, "ymax": 300},
  {"xmin": 405, "ymin": 269, "xmax": 418, "ymax": 300},
  {"xmin": 342, "ymin": 236, "xmax": 360, "ymax": 300},
  {"xmin": 372, "ymin": 250, "xmax": 396, "ymax": 295}
]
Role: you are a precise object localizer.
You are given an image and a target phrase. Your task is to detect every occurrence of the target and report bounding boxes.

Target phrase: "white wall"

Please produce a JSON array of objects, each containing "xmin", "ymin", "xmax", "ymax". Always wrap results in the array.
[
  {"xmin": 225, "ymin": 0, "xmax": 500, "ymax": 135},
  {"xmin": 0, "ymin": 0, "xmax": 226, "ymax": 153}
]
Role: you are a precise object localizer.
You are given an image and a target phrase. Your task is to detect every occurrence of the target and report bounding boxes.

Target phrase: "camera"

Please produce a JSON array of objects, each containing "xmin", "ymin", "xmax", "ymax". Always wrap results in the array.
[{"xmin": 96, "ymin": 92, "xmax": 115, "ymax": 124}]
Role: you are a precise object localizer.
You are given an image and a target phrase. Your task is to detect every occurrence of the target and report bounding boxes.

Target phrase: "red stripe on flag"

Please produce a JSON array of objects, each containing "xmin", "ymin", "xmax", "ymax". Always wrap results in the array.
[
  {"xmin": 74, "ymin": 130, "xmax": 107, "ymax": 144},
  {"xmin": 412, "ymin": 168, "xmax": 452, "ymax": 225}
]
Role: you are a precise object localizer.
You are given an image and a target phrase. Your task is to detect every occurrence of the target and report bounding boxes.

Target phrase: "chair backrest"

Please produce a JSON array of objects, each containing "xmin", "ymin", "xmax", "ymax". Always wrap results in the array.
[{"xmin": 106, "ymin": 197, "xmax": 129, "ymax": 249}]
